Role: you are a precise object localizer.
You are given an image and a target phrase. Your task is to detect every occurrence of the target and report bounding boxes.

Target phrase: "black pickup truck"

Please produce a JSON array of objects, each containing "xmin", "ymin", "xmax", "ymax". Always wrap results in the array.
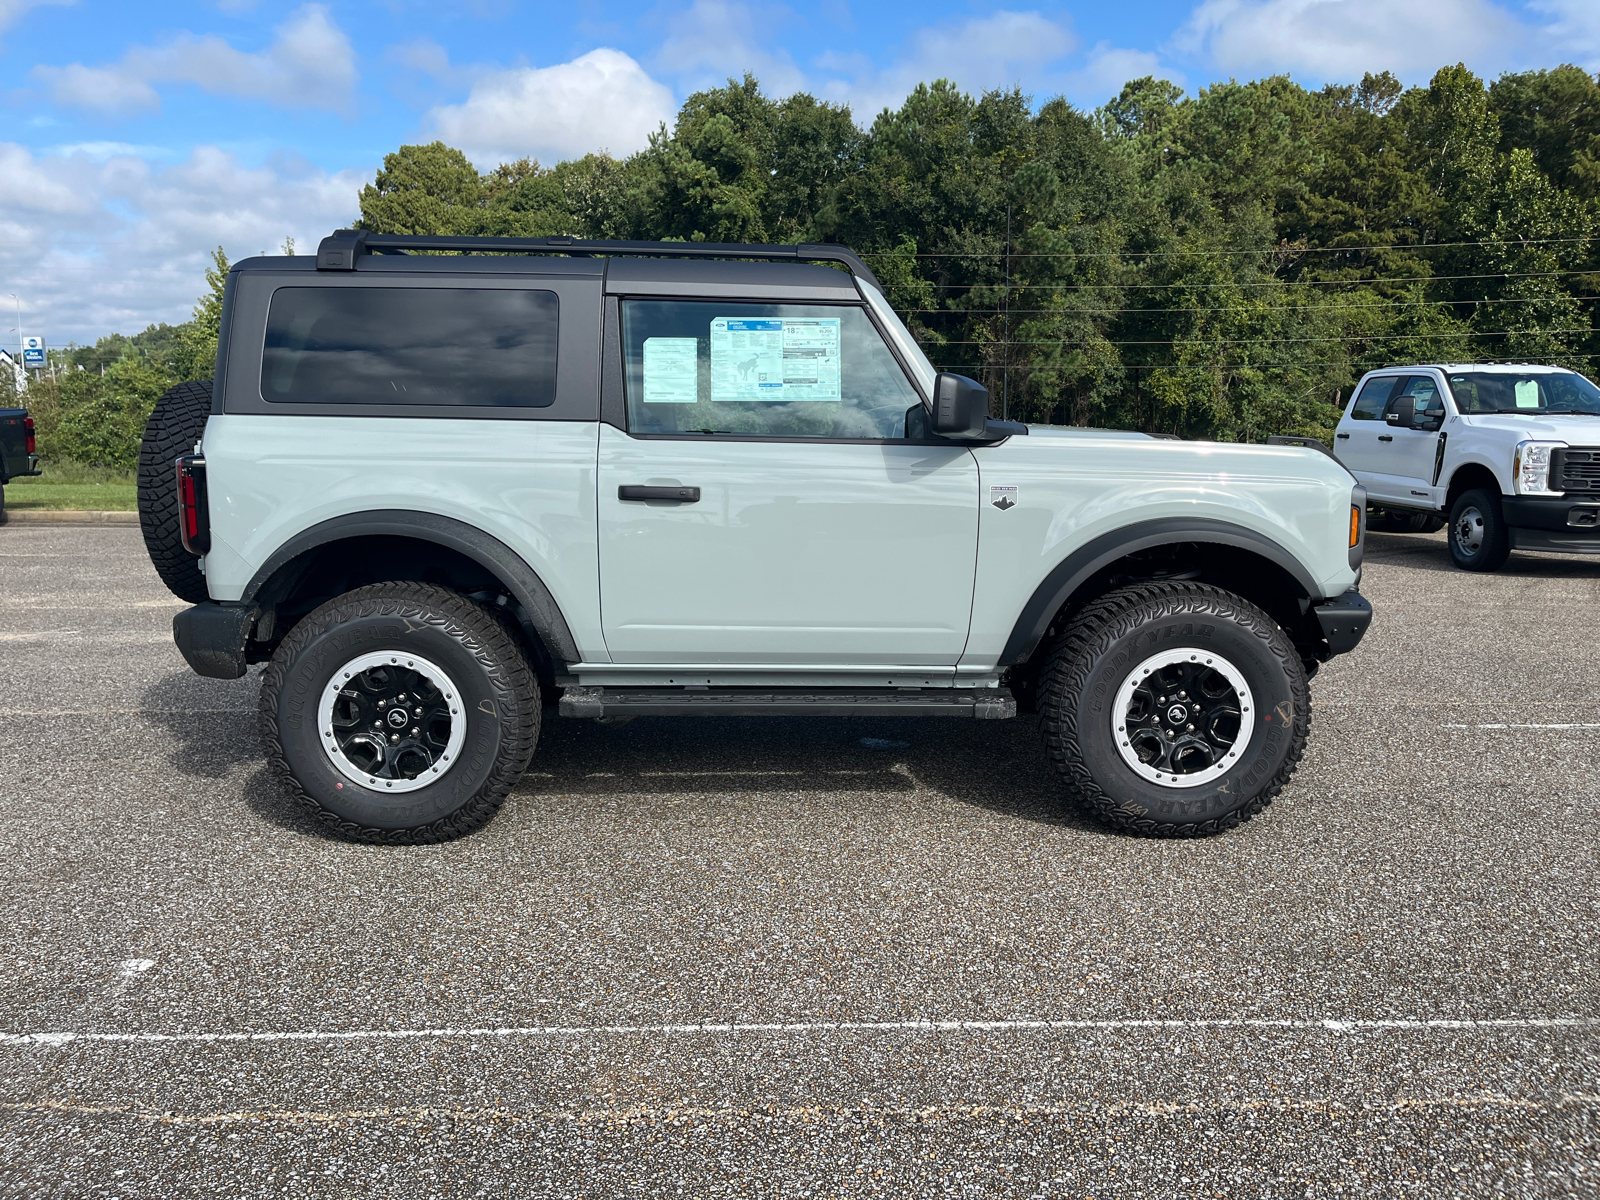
[{"xmin": 1, "ymin": 407, "xmax": 41, "ymax": 516}]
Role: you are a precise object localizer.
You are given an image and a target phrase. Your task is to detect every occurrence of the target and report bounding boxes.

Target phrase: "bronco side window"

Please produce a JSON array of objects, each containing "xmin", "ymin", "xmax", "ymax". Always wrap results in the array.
[
  {"xmin": 620, "ymin": 300, "xmax": 922, "ymax": 438},
  {"xmin": 262, "ymin": 287, "xmax": 559, "ymax": 407}
]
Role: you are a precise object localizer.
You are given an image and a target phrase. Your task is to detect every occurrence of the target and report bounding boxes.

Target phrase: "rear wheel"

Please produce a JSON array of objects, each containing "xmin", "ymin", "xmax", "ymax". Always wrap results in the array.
[
  {"xmin": 1448, "ymin": 488, "xmax": 1511, "ymax": 572},
  {"xmin": 1038, "ymin": 582, "xmax": 1308, "ymax": 837},
  {"xmin": 259, "ymin": 582, "xmax": 539, "ymax": 843},
  {"xmin": 137, "ymin": 380, "xmax": 213, "ymax": 603}
]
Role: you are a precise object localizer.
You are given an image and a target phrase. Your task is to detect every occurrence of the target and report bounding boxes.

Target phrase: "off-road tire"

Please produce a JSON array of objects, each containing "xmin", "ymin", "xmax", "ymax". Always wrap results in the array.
[
  {"xmin": 1038, "ymin": 581, "xmax": 1309, "ymax": 837},
  {"xmin": 1448, "ymin": 488, "xmax": 1511, "ymax": 572},
  {"xmin": 137, "ymin": 379, "xmax": 213, "ymax": 604},
  {"xmin": 259, "ymin": 582, "xmax": 540, "ymax": 844}
]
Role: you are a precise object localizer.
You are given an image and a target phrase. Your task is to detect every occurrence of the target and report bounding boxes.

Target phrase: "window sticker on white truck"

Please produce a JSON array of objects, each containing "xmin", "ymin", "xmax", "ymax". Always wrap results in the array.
[
  {"xmin": 642, "ymin": 337, "xmax": 699, "ymax": 403},
  {"xmin": 1515, "ymin": 380, "xmax": 1540, "ymax": 409},
  {"xmin": 710, "ymin": 317, "xmax": 841, "ymax": 402}
]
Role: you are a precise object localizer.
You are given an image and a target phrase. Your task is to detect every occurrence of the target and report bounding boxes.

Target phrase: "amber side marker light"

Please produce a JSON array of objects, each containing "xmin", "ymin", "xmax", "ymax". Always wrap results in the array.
[{"xmin": 1349, "ymin": 504, "xmax": 1362, "ymax": 548}]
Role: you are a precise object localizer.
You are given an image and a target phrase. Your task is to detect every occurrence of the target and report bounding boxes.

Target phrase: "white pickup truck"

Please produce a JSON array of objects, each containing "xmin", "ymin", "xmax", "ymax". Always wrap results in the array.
[{"xmin": 1332, "ymin": 363, "xmax": 1600, "ymax": 570}]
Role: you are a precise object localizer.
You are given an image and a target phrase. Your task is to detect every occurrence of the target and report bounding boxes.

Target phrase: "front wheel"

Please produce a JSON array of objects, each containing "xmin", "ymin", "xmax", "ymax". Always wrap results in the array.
[
  {"xmin": 259, "ymin": 582, "xmax": 540, "ymax": 843},
  {"xmin": 1038, "ymin": 582, "xmax": 1309, "ymax": 837},
  {"xmin": 1448, "ymin": 489, "xmax": 1511, "ymax": 572}
]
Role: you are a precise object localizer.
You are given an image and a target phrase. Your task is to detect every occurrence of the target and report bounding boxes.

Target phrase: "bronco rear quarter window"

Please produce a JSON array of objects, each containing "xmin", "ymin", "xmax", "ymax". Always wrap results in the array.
[{"xmin": 261, "ymin": 287, "xmax": 558, "ymax": 407}]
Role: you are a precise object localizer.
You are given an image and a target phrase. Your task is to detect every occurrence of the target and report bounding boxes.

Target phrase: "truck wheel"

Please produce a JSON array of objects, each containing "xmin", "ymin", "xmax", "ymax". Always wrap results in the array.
[
  {"xmin": 1420, "ymin": 515, "xmax": 1446, "ymax": 533},
  {"xmin": 137, "ymin": 380, "xmax": 213, "ymax": 604},
  {"xmin": 259, "ymin": 582, "xmax": 540, "ymax": 844},
  {"xmin": 1448, "ymin": 489, "xmax": 1511, "ymax": 572},
  {"xmin": 1038, "ymin": 582, "xmax": 1308, "ymax": 838}
]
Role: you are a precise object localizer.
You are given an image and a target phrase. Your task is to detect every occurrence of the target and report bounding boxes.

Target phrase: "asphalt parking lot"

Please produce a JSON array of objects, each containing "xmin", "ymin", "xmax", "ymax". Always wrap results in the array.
[{"xmin": 1, "ymin": 524, "xmax": 1596, "ymax": 1197}]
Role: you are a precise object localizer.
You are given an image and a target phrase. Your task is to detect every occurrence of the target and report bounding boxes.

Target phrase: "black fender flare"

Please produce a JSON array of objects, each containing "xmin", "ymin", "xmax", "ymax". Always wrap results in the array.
[
  {"xmin": 240, "ymin": 509, "xmax": 581, "ymax": 665},
  {"xmin": 997, "ymin": 517, "xmax": 1324, "ymax": 666}
]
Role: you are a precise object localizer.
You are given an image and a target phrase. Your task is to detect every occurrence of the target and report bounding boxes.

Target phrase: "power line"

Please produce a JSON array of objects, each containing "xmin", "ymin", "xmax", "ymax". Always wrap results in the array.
[
  {"xmin": 896, "ymin": 294, "xmax": 1600, "ymax": 317},
  {"xmin": 928, "ymin": 357, "xmax": 1600, "ymax": 372},
  {"xmin": 919, "ymin": 269, "xmax": 1597, "ymax": 291},
  {"xmin": 858, "ymin": 235, "xmax": 1597, "ymax": 260},
  {"xmin": 919, "ymin": 327, "xmax": 1598, "ymax": 348}
]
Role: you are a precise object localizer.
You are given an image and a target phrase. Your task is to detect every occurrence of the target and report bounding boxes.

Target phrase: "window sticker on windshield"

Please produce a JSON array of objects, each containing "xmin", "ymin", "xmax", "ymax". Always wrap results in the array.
[
  {"xmin": 710, "ymin": 317, "xmax": 841, "ymax": 402},
  {"xmin": 642, "ymin": 337, "xmax": 700, "ymax": 403},
  {"xmin": 1514, "ymin": 379, "xmax": 1541, "ymax": 409}
]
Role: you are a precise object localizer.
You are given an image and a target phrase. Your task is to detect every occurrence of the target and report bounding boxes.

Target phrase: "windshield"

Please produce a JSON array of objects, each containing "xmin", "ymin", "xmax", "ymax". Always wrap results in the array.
[
  {"xmin": 857, "ymin": 278, "xmax": 936, "ymax": 399},
  {"xmin": 1447, "ymin": 370, "xmax": 1600, "ymax": 415}
]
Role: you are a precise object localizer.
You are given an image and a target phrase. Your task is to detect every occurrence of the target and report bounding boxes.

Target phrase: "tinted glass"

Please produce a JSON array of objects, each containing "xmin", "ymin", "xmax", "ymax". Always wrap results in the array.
[
  {"xmin": 262, "ymin": 287, "xmax": 558, "ymax": 407},
  {"xmin": 1389, "ymin": 375, "xmax": 1445, "ymax": 418},
  {"xmin": 621, "ymin": 301, "xmax": 921, "ymax": 438},
  {"xmin": 1348, "ymin": 376, "xmax": 1399, "ymax": 421},
  {"xmin": 1447, "ymin": 370, "xmax": 1600, "ymax": 415}
]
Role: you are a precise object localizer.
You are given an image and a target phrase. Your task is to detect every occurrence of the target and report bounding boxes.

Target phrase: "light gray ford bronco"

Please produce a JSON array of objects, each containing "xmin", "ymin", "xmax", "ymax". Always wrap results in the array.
[{"xmin": 137, "ymin": 230, "xmax": 1371, "ymax": 843}]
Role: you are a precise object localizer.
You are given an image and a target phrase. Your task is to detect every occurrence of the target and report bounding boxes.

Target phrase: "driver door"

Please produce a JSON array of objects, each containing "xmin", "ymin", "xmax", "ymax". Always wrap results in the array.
[
  {"xmin": 597, "ymin": 298, "xmax": 979, "ymax": 667},
  {"xmin": 1382, "ymin": 374, "xmax": 1447, "ymax": 502}
]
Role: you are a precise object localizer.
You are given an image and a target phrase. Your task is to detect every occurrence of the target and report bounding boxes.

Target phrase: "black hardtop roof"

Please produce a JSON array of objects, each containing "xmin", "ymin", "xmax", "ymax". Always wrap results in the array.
[{"xmin": 309, "ymin": 229, "xmax": 882, "ymax": 291}]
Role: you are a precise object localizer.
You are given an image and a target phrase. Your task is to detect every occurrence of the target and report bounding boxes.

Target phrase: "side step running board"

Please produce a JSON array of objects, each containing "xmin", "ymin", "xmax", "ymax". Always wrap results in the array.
[{"xmin": 559, "ymin": 686, "xmax": 1017, "ymax": 720}]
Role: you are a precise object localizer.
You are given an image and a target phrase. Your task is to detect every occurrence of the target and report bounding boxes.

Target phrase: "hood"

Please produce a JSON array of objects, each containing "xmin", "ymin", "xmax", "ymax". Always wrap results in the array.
[
  {"xmin": 1461, "ymin": 413, "xmax": 1600, "ymax": 442},
  {"xmin": 1023, "ymin": 426, "xmax": 1153, "ymax": 442}
]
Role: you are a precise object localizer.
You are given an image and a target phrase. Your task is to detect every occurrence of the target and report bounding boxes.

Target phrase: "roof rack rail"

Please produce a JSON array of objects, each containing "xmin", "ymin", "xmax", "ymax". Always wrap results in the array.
[{"xmin": 314, "ymin": 229, "xmax": 883, "ymax": 290}]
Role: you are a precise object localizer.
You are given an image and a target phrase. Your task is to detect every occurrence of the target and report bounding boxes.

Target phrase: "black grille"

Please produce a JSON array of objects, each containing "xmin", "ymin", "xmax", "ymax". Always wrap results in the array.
[{"xmin": 1554, "ymin": 447, "xmax": 1600, "ymax": 494}]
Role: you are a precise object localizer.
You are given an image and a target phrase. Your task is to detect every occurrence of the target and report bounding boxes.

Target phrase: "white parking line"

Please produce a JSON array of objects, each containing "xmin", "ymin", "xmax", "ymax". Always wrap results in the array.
[
  {"xmin": 1444, "ymin": 723, "xmax": 1600, "ymax": 730},
  {"xmin": 0, "ymin": 709, "xmax": 253, "ymax": 716},
  {"xmin": 4, "ymin": 1015, "xmax": 1595, "ymax": 1049}
]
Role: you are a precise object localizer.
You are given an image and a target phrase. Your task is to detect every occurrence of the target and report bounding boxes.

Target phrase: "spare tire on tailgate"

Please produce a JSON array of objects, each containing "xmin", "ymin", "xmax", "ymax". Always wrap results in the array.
[{"xmin": 137, "ymin": 379, "xmax": 213, "ymax": 604}]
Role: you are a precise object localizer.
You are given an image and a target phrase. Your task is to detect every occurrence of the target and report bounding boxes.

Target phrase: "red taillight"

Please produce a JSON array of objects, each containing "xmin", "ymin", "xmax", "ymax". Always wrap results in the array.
[
  {"xmin": 23, "ymin": 416, "xmax": 35, "ymax": 455},
  {"xmin": 175, "ymin": 455, "xmax": 210, "ymax": 555}
]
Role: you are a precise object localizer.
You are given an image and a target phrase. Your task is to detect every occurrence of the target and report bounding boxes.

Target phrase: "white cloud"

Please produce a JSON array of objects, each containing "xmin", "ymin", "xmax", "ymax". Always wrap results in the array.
[
  {"xmin": 1534, "ymin": 1, "xmax": 1600, "ymax": 70},
  {"xmin": 654, "ymin": 0, "xmax": 809, "ymax": 96},
  {"xmin": 1173, "ymin": 0, "xmax": 1526, "ymax": 80},
  {"xmin": 0, "ymin": 142, "xmax": 362, "ymax": 346},
  {"xmin": 812, "ymin": 10, "xmax": 1079, "ymax": 119},
  {"xmin": 425, "ymin": 49, "xmax": 677, "ymax": 167},
  {"xmin": 390, "ymin": 37, "xmax": 458, "ymax": 81},
  {"xmin": 32, "ymin": 4, "xmax": 357, "ymax": 117},
  {"xmin": 1064, "ymin": 43, "xmax": 1183, "ymax": 106},
  {"xmin": 0, "ymin": 0, "xmax": 71, "ymax": 34}
]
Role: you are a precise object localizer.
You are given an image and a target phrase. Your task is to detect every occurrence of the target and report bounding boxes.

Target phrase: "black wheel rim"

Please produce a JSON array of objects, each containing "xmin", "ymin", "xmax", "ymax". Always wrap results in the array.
[
  {"xmin": 1113, "ymin": 649, "xmax": 1255, "ymax": 787},
  {"xmin": 318, "ymin": 652, "xmax": 464, "ymax": 792}
]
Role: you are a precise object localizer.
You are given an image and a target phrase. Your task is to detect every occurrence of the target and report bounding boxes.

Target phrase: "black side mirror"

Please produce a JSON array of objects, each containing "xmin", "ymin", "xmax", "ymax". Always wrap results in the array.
[
  {"xmin": 1385, "ymin": 396, "xmax": 1416, "ymax": 428},
  {"xmin": 930, "ymin": 373, "xmax": 991, "ymax": 439}
]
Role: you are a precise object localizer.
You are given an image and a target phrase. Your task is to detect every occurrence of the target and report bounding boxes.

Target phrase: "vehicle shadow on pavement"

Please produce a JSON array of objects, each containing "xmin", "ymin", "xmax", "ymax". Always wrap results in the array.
[
  {"xmin": 138, "ymin": 672, "xmax": 1114, "ymax": 841},
  {"xmin": 1365, "ymin": 531, "xmax": 1600, "ymax": 577},
  {"xmin": 516, "ymin": 712, "xmax": 1109, "ymax": 835},
  {"xmin": 139, "ymin": 671, "xmax": 260, "ymax": 781}
]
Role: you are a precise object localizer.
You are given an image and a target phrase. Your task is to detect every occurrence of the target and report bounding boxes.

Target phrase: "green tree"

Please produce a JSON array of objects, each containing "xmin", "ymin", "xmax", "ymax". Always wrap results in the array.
[
  {"xmin": 176, "ymin": 246, "xmax": 229, "ymax": 381},
  {"xmin": 358, "ymin": 142, "xmax": 485, "ymax": 234},
  {"xmin": 1490, "ymin": 66, "xmax": 1600, "ymax": 199},
  {"xmin": 54, "ymin": 354, "xmax": 174, "ymax": 469}
]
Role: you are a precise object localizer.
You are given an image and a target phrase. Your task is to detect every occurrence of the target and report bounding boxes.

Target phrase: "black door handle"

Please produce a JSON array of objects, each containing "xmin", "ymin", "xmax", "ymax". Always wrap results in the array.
[
  {"xmin": 1335, "ymin": 433, "xmax": 1350, "ymax": 440},
  {"xmin": 1377, "ymin": 435, "xmax": 1393, "ymax": 442},
  {"xmin": 619, "ymin": 485, "xmax": 700, "ymax": 502}
]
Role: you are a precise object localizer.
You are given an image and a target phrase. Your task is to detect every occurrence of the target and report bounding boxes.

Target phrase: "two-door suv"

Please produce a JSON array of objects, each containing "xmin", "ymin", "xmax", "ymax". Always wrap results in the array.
[{"xmin": 137, "ymin": 231, "xmax": 1371, "ymax": 843}]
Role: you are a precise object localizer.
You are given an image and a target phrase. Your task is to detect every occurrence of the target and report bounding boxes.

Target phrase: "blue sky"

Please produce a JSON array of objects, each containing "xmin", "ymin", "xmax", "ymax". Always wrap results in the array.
[{"xmin": 3, "ymin": 0, "xmax": 1598, "ymax": 345}]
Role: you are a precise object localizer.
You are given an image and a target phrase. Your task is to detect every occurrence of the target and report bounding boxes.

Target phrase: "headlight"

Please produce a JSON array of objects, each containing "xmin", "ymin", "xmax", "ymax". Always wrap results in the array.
[{"xmin": 1513, "ymin": 440, "xmax": 1565, "ymax": 495}]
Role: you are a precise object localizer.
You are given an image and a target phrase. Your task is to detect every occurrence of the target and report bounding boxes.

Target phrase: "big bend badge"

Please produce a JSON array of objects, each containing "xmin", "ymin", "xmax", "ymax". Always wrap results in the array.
[{"xmin": 990, "ymin": 485, "xmax": 1018, "ymax": 511}]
